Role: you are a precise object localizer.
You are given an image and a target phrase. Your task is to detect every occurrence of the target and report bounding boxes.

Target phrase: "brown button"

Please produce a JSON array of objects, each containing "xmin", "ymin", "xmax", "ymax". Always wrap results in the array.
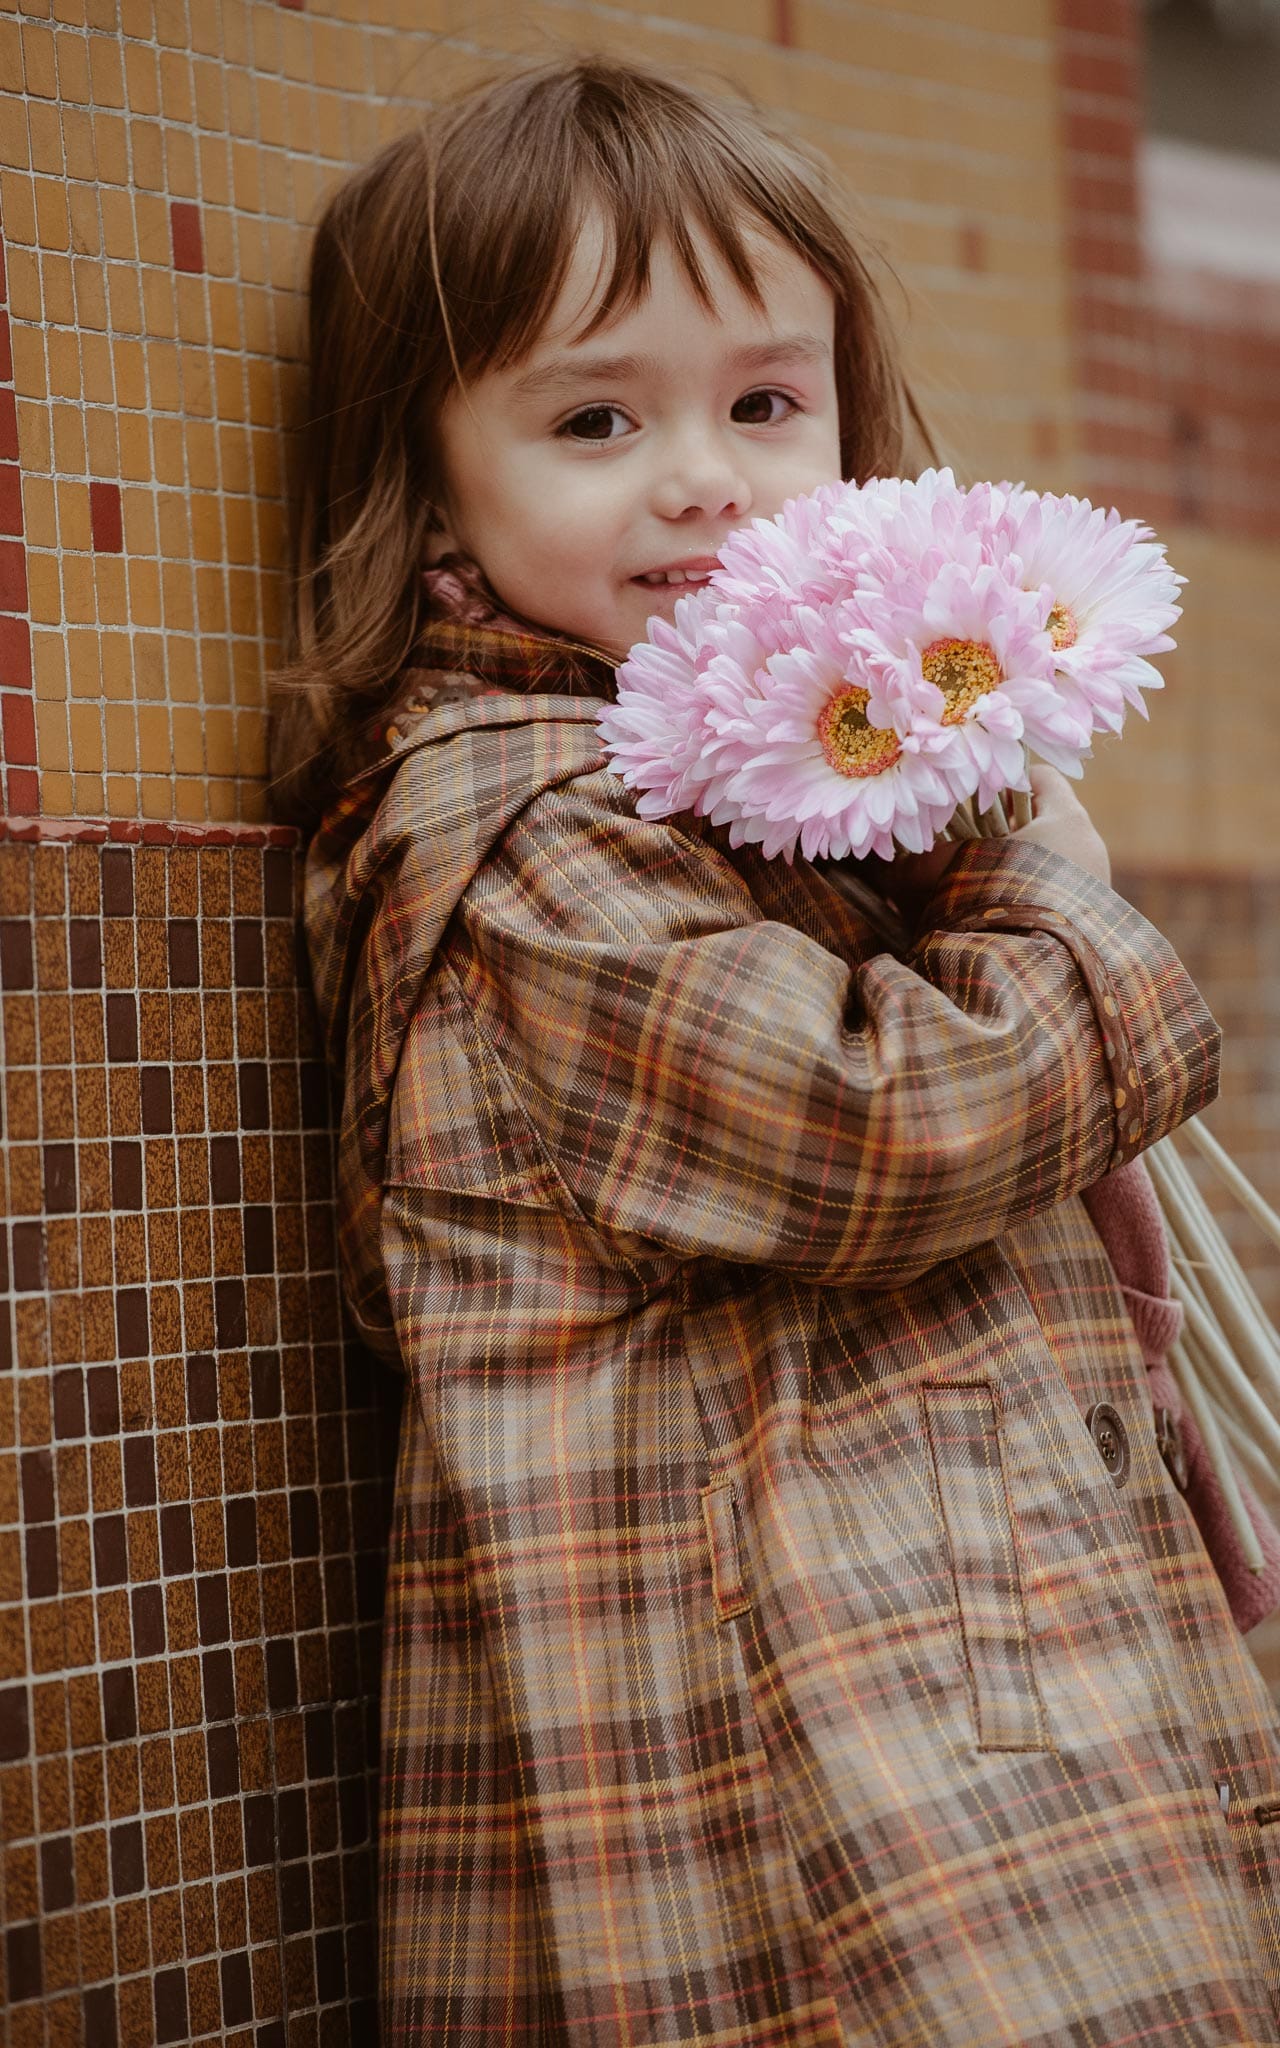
[
  {"xmin": 1085, "ymin": 1402, "xmax": 1130, "ymax": 1484},
  {"xmin": 1155, "ymin": 1406, "xmax": 1188, "ymax": 1491}
]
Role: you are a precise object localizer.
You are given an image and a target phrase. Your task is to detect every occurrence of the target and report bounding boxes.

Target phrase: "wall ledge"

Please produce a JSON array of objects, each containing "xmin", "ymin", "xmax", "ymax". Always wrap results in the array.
[{"xmin": 0, "ymin": 814, "xmax": 300, "ymax": 847}]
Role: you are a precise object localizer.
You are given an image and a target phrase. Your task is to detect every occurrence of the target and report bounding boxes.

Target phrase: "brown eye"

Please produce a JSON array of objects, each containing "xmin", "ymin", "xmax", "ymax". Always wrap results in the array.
[
  {"xmin": 731, "ymin": 389, "xmax": 792, "ymax": 425},
  {"xmin": 562, "ymin": 405, "xmax": 627, "ymax": 441}
]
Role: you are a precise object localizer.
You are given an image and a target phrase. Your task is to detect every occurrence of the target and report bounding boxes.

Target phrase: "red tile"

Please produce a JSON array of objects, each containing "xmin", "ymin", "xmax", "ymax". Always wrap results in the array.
[
  {"xmin": 0, "ymin": 311, "xmax": 10, "ymax": 384},
  {"xmin": 0, "ymin": 613, "xmax": 30, "ymax": 687},
  {"xmin": 0, "ymin": 463, "xmax": 20, "ymax": 537},
  {"xmin": 6, "ymin": 765, "xmax": 39, "ymax": 814},
  {"xmin": 88, "ymin": 482, "xmax": 123, "ymax": 554},
  {"xmin": 0, "ymin": 537, "xmax": 27, "ymax": 611},
  {"xmin": 2, "ymin": 690, "xmax": 37, "ymax": 766},
  {"xmin": 170, "ymin": 202, "xmax": 205, "ymax": 275},
  {"xmin": 0, "ymin": 389, "xmax": 17, "ymax": 462}
]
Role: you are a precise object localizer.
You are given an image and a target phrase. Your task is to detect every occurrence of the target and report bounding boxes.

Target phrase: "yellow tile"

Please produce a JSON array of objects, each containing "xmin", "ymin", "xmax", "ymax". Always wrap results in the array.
[
  {"xmin": 44, "ymin": 771, "xmax": 75, "ymax": 812},
  {"xmin": 0, "ymin": 97, "xmax": 31, "ymax": 174},
  {"xmin": 92, "ymin": 110, "xmax": 128, "ymax": 181},
  {"xmin": 26, "ymin": 553, "xmax": 62, "ymax": 627},
  {"xmin": 180, "ymin": 348, "xmax": 212, "ymax": 418},
  {"xmin": 137, "ymin": 704, "xmax": 171, "ymax": 772},
  {"xmin": 56, "ymin": 479, "xmax": 91, "ymax": 549},
  {"xmin": 99, "ymin": 187, "xmax": 134, "ymax": 258},
  {"xmin": 54, "ymin": 0, "xmax": 90, "ymax": 24},
  {"xmin": 70, "ymin": 256, "xmax": 106, "ymax": 328},
  {"xmin": 154, "ymin": 0, "xmax": 188, "ymax": 49},
  {"xmin": 47, "ymin": 328, "xmax": 81, "ymax": 399},
  {"xmin": 121, "ymin": 488, "xmax": 156, "ymax": 556},
  {"xmin": 184, "ymin": 422, "xmax": 217, "ymax": 490},
  {"xmin": 203, "ymin": 708, "xmax": 235, "ymax": 776},
  {"xmin": 62, "ymin": 552, "xmax": 97, "ymax": 623},
  {"xmin": 112, "ymin": 339, "xmax": 147, "ymax": 409},
  {"xmin": 123, "ymin": 40, "xmax": 159, "ymax": 116},
  {"xmin": 55, "ymin": 28, "xmax": 92, "ymax": 102},
  {"xmin": 42, "ymin": 253, "xmax": 79, "ymax": 325},
  {"xmin": 173, "ymin": 776, "xmax": 207, "ymax": 821},
  {"xmin": 193, "ymin": 60, "xmax": 225, "ymax": 131},
  {"xmin": 33, "ymin": 632, "xmax": 68, "ymax": 698},
  {"xmin": 129, "ymin": 118, "xmax": 164, "ymax": 193},
  {"xmin": 7, "ymin": 247, "xmax": 43, "ymax": 320},
  {"xmin": 171, "ymin": 706, "xmax": 205, "ymax": 773},
  {"xmin": 69, "ymin": 702, "xmax": 104, "ymax": 772},
  {"xmin": 226, "ymin": 568, "xmax": 256, "ymax": 636},
  {"xmin": 28, "ymin": 102, "xmax": 64, "ymax": 177},
  {"xmin": 60, "ymin": 611, "xmax": 101, "ymax": 684},
  {"xmin": 166, "ymin": 125, "xmax": 196, "ymax": 200},
  {"xmin": 51, "ymin": 403, "xmax": 87, "ymax": 474},
  {"xmin": 22, "ymin": 477, "xmax": 58, "ymax": 549},
  {"xmin": 88, "ymin": 34, "xmax": 124, "ymax": 108},
  {"xmin": 127, "ymin": 559, "xmax": 162, "ymax": 626},
  {"xmin": 80, "ymin": 333, "xmax": 114, "ymax": 404},
  {"xmin": 34, "ymin": 173, "xmax": 71, "ymax": 250},
  {"xmin": 147, "ymin": 342, "xmax": 182, "ymax": 413},
  {"xmin": 99, "ymin": 632, "xmax": 132, "ymax": 699},
  {"xmin": 169, "ymin": 636, "xmax": 200, "ymax": 703},
  {"xmin": 95, "ymin": 557, "xmax": 128, "ymax": 624},
  {"xmin": 194, "ymin": 566, "xmax": 226, "ymax": 634},
  {"xmin": 199, "ymin": 640, "xmax": 230, "ymax": 706},
  {"xmin": 87, "ymin": 0, "xmax": 120, "ymax": 29},
  {"xmin": 132, "ymin": 634, "xmax": 165, "ymax": 699},
  {"xmin": 213, "ymin": 353, "xmax": 246, "ymax": 423},
  {"xmin": 140, "ymin": 777, "xmax": 174, "ymax": 820},
  {"xmin": 151, "ymin": 418, "xmax": 184, "ymax": 483},
  {"xmin": 1, "ymin": 170, "xmax": 38, "ymax": 244},
  {"xmin": 104, "ymin": 704, "xmax": 137, "ymax": 772},
  {"xmin": 105, "ymin": 775, "xmax": 138, "ymax": 810},
  {"xmin": 201, "ymin": 208, "xmax": 234, "ymax": 279},
  {"xmin": 22, "ymin": 23, "xmax": 58, "ymax": 100},
  {"xmin": 17, "ymin": 400, "xmax": 52, "ymax": 471},
  {"xmin": 37, "ymin": 704, "xmax": 70, "ymax": 770},
  {"xmin": 159, "ymin": 48, "xmax": 194, "ymax": 122},
  {"xmin": 11, "ymin": 325, "xmax": 49, "ymax": 400},
  {"xmin": 73, "ymin": 771, "xmax": 106, "ymax": 811},
  {"xmin": 160, "ymin": 560, "xmax": 195, "ymax": 629},
  {"xmin": 141, "ymin": 266, "xmax": 176, "ymax": 339},
  {"xmin": 133, "ymin": 189, "xmax": 168, "ymax": 263}
]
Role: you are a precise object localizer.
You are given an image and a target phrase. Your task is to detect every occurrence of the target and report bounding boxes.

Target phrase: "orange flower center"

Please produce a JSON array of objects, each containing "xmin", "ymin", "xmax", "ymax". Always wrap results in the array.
[
  {"xmin": 1047, "ymin": 601, "xmax": 1078, "ymax": 651},
  {"xmin": 817, "ymin": 687, "xmax": 902, "ymax": 779},
  {"xmin": 921, "ymin": 638, "xmax": 1003, "ymax": 723}
]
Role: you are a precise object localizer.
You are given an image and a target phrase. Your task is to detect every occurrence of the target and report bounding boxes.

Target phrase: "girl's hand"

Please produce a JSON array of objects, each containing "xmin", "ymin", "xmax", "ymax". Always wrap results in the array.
[{"xmin": 1015, "ymin": 765, "xmax": 1111, "ymax": 886}]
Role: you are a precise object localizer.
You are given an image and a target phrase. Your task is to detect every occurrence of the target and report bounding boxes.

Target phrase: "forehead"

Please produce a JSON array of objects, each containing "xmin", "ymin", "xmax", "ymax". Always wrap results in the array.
[{"xmin": 537, "ymin": 210, "xmax": 833, "ymax": 357}]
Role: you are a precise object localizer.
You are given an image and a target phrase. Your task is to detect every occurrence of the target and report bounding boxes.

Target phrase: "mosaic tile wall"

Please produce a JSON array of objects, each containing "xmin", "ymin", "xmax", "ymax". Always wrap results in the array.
[{"xmin": 0, "ymin": 827, "xmax": 402, "ymax": 2045}]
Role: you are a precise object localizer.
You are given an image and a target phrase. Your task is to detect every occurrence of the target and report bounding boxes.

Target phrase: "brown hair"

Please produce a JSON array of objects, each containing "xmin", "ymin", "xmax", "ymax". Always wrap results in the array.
[{"xmin": 270, "ymin": 54, "xmax": 931, "ymax": 826}]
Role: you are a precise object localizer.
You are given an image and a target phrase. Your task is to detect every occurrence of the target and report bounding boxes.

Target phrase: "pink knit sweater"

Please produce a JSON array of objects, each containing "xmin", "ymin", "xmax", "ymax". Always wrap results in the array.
[{"xmin": 1082, "ymin": 1159, "xmax": 1280, "ymax": 1634}]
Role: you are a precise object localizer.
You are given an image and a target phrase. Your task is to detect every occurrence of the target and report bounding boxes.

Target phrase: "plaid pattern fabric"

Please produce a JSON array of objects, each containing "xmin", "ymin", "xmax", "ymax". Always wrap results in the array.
[{"xmin": 306, "ymin": 623, "xmax": 1280, "ymax": 2046}]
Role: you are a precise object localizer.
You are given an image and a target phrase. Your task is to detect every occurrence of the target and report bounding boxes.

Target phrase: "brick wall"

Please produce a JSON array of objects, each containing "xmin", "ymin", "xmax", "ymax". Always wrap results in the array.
[{"xmin": 1, "ymin": 1, "xmax": 1277, "ymax": 2042}]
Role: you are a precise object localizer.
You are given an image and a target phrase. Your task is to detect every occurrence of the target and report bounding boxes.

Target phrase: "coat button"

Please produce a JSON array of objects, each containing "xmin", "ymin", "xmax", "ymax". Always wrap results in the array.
[
  {"xmin": 1154, "ymin": 1406, "xmax": 1188, "ymax": 1491},
  {"xmin": 1085, "ymin": 1402, "xmax": 1130, "ymax": 1485}
]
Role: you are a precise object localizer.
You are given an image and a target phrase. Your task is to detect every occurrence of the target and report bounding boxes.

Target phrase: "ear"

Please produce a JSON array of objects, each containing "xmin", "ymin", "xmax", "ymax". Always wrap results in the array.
[{"xmin": 423, "ymin": 501, "xmax": 461, "ymax": 566}]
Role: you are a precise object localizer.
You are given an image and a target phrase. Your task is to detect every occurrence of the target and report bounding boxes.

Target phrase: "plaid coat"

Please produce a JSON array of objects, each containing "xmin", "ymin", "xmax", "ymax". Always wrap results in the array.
[{"xmin": 306, "ymin": 621, "xmax": 1280, "ymax": 2047}]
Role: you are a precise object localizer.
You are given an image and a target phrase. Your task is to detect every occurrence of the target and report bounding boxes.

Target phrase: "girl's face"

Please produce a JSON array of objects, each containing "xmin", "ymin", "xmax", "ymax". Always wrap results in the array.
[{"xmin": 431, "ymin": 217, "xmax": 842, "ymax": 659}]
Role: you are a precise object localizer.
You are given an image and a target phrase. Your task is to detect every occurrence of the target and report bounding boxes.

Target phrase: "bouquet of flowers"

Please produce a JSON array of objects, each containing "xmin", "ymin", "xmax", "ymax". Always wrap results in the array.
[{"xmin": 600, "ymin": 468, "xmax": 1280, "ymax": 1568}]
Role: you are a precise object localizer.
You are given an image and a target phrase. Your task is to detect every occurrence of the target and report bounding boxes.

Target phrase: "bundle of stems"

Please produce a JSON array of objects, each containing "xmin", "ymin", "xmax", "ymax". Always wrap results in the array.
[{"xmin": 959, "ymin": 777, "xmax": 1280, "ymax": 1570}]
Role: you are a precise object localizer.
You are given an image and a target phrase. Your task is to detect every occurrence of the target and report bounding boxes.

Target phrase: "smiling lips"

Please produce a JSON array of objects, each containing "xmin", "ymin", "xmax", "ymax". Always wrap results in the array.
[{"xmin": 633, "ymin": 556, "xmax": 721, "ymax": 587}]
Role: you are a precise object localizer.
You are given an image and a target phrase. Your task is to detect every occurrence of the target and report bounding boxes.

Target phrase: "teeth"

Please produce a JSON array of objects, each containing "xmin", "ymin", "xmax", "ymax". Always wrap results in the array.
[{"xmin": 640, "ymin": 569, "xmax": 711, "ymax": 586}]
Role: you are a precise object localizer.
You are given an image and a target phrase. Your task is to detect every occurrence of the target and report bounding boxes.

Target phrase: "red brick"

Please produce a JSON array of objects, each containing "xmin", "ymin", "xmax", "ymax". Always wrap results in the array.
[
  {"xmin": 0, "ymin": 389, "xmax": 16, "ymax": 462},
  {"xmin": 5, "ymin": 765, "xmax": 39, "ymax": 814}
]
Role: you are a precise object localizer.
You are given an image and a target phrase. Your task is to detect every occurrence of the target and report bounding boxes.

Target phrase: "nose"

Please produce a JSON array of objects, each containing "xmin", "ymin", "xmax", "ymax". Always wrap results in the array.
[{"xmin": 651, "ymin": 426, "xmax": 751, "ymax": 524}]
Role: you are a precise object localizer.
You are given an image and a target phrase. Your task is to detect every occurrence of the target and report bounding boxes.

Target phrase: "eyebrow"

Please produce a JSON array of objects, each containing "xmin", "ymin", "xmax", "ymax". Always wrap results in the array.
[{"xmin": 509, "ymin": 333, "xmax": 832, "ymax": 400}]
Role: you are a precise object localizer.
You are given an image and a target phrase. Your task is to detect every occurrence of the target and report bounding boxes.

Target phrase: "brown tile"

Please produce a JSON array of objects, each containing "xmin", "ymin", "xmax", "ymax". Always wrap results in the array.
[
  {"xmin": 76, "ymin": 1831, "xmax": 110, "ymax": 1905},
  {"xmin": 139, "ymin": 989, "xmax": 171, "ymax": 1059}
]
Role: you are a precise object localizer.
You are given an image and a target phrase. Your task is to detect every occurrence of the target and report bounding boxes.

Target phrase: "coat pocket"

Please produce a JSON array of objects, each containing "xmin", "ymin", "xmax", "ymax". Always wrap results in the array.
[{"xmin": 923, "ymin": 1383, "xmax": 1050, "ymax": 1754}]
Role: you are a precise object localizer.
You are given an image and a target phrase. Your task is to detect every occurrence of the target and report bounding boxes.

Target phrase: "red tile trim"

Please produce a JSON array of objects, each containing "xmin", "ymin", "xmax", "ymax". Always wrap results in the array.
[{"xmin": 0, "ymin": 815, "xmax": 300, "ymax": 846}]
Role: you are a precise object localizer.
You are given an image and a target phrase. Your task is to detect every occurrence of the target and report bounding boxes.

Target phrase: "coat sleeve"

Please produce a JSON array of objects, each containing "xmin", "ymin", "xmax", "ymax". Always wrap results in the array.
[{"xmin": 427, "ymin": 778, "xmax": 1220, "ymax": 1288}]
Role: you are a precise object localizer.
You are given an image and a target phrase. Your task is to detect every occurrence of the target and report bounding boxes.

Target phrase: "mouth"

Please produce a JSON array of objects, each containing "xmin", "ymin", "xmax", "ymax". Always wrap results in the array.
[{"xmin": 630, "ymin": 556, "xmax": 720, "ymax": 589}]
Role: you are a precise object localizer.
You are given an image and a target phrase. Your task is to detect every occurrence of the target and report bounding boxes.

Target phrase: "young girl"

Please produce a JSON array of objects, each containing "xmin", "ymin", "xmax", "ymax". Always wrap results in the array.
[{"xmin": 276, "ymin": 58, "xmax": 1280, "ymax": 2047}]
